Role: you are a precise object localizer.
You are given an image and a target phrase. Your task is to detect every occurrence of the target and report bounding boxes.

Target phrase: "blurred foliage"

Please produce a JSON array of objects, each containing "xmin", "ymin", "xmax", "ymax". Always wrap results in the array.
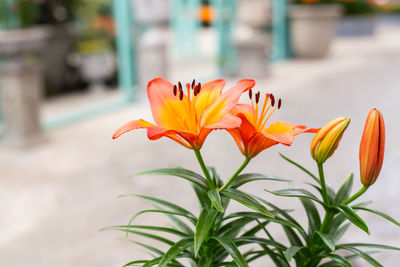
[{"xmin": 340, "ymin": 0, "xmax": 380, "ymax": 15}]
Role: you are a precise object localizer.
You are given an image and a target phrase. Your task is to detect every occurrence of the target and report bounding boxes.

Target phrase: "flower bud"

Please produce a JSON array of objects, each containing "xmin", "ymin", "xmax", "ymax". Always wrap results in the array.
[
  {"xmin": 311, "ymin": 117, "xmax": 351, "ymax": 164},
  {"xmin": 359, "ymin": 108, "xmax": 385, "ymax": 187}
]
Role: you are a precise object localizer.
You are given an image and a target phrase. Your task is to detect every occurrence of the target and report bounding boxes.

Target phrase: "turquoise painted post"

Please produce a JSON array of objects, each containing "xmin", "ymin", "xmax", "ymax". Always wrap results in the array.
[
  {"xmin": 113, "ymin": 0, "xmax": 137, "ymax": 103},
  {"xmin": 270, "ymin": 0, "xmax": 288, "ymax": 62},
  {"xmin": 211, "ymin": 0, "xmax": 237, "ymax": 76},
  {"xmin": 170, "ymin": 0, "xmax": 202, "ymax": 57}
]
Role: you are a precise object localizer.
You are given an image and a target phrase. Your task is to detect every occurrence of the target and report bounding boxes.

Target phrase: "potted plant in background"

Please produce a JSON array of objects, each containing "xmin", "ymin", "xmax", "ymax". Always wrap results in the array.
[
  {"xmin": 74, "ymin": 0, "xmax": 116, "ymax": 93},
  {"xmin": 337, "ymin": 0, "xmax": 380, "ymax": 36},
  {"xmin": 287, "ymin": 0, "xmax": 342, "ymax": 58}
]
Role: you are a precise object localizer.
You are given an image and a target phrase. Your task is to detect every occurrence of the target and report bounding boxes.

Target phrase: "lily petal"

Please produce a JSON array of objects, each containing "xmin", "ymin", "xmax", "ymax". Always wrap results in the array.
[
  {"xmin": 147, "ymin": 77, "xmax": 188, "ymax": 130},
  {"xmin": 200, "ymin": 79, "xmax": 255, "ymax": 127},
  {"xmin": 112, "ymin": 119, "xmax": 156, "ymax": 139}
]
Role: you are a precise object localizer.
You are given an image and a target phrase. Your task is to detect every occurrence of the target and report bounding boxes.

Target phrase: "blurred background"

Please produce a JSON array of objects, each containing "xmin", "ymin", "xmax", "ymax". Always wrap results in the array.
[{"xmin": 0, "ymin": 0, "xmax": 400, "ymax": 266}]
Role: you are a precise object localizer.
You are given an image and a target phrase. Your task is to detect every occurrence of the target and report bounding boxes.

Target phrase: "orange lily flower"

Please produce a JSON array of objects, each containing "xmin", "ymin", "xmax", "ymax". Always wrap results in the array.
[
  {"xmin": 228, "ymin": 91, "xmax": 317, "ymax": 158},
  {"xmin": 113, "ymin": 77, "xmax": 255, "ymax": 150},
  {"xmin": 359, "ymin": 108, "xmax": 385, "ymax": 187}
]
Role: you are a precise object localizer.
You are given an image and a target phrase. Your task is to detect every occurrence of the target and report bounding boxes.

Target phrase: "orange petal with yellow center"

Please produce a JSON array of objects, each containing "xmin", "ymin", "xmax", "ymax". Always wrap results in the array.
[
  {"xmin": 147, "ymin": 77, "xmax": 188, "ymax": 131},
  {"xmin": 200, "ymin": 79, "xmax": 255, "ymax": 127},
  {"xmin": 195, "ymin": 79, "xmax": 227, "ymax": 121}
]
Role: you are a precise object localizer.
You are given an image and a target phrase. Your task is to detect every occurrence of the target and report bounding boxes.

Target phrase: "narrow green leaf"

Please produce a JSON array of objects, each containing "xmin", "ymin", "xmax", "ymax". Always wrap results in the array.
[
  {"xmin": 121, "ymin": 194, "xmax": 196, "ymax": 221},
  {"xmin": 236, "ymin": 237, "xmax": 287, "ymax": 250},
  {"xmin": 194, "ymin": 208, "xmax": 219, "ymax": 256},
  {"xmin": 105, "ymin": 225, "xmax": 187, "ymax": 237},
  {"xmin": 193, "ymin": 185, "xmax": 211, "ymax": 210},
  {"xmin": 231, "ymin": 173, "xmax": 291, "ymax": 189},
  {"xmin": 284, "ymin": 246, "xmax": 301, "ymax": 262},
  {"xmin": 113, "ymin": 228, "xmax": 175, "ymax": 245},
  {"xmin": 334, "ymin": 204, "xmax": 369, "ymax": 234},
  {"xmin": 323, "ymin": 254, "xmax": 352, "ymax": 267},
  {"xmin": 300, "ymin": 199, "xmax": 321, "ymax": 232},
  {"xmin": 333, "ymin": 223, "xmax": 351, "ymax": 243},
  {"xmin": 209, "ymin": 167, "xmax": 223, "ymax": 187},
  {"xmin": 266, "ymin": 188, "xmax": 326, "ymax": 207},
  {"xmin": 335, "ymin": 173, "xmax": 354, "ymax": 203},
  {"xmin": 339, "ymin": 243, "xmax": 400, "ymax": 251},
  {"xmin": 224, "ymin": 211, "xmax": 303, "ymax": 232},
  {"xmin": 198, "ymin": 257, "xmax": 213, "ymax": 267},
  {"xmin": 136, "ymin": 167, "xmax": 208, "ymax": 189},
  {"xmin": 337, "ymin": 245, "xmax": 383, "ymax": 267},
  {"xmin": 279, "ymin": 153, "xmax": 319, "ymax": 183},
  {"xmin": 212, "ymin": 236, "xmax": 249, "ymax": 267},
  {"xmin": 159, "ymin": 238, "xmax": 194, "ymax": 267},
  {"xmin": 208, "ymin": 188, "xmax": 224, "ymax": 212},
  {"xmin": 221, "ymin": 188, "xmax": 274, "ymax": 218},
  {"xmin": 315, "ymin": 232, "xmax": 335, "ymax": 252},
  {"xmin": 167, "ymin": 214, "xmax": 194, "ymax": 235},
  {"xmin": 352, "ymin": 206, "xmax": 400, "ymax": 227},
  {"xmin": 123, "ymin": 260, "xmax": 149, "ymax": 266}
]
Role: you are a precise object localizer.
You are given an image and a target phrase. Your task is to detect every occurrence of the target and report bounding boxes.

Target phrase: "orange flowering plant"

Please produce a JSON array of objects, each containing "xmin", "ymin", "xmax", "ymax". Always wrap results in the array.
[
  {"xmin": 106, "ymin": 78, "xmax": 400, "ymax": 266},
  {"xmin": 265, "ymin": 108, "xmax": 400, "ymax": 266}
]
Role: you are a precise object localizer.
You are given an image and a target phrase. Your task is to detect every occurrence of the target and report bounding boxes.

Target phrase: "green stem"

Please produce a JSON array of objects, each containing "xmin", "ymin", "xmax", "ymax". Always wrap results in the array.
[
  {"xmin": 319, "ymin": 209, "xmax": 335, "ymax": 234},
  {"xmin": 219, "ymin": 157, "xmax": 251, "ymax": 192},
  {"xmin": 317, "ymin": 162, "xmax": 330, "ymax": 206},
  {"xmin": 194, "ymin": 149, "xmax": 215, "ymax": 189},
  {"xmin": 342, "ymin": 186, "xmax": 368, "ymax": 205}
]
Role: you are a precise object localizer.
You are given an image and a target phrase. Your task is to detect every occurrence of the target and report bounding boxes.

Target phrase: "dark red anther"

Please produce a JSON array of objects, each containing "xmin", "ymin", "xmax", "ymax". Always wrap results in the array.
[
  {"xmin": 278, "ymin": 99, "xmax": 282, "ymax": 109},
  {"xmin": 248, "ymin": 89, "xmax": 253, "ymax": 99},
  {"xmin": 192, "ymin": 79, "xmax": 195, "ymax": 90},
  {"xmin": 255, "ymin": 92, "xmax": 260, "ymax": 104},
  {"xmin": 179, "ymin": 88, "xmax": 184, "ymax": 100},
  {"xmin": 173, "ymin": 85, "xmax": 177, "ymax": 96},
  {"xmin": 197, "ymin": 82, "xmax": 201, "ymax": 94},
  {"xmin": 178, "ymin": 81, "xmax": 183, "ymax": 92},
  {"xmin": 270, "ymin": 94, "xmax": 275, "ymax": 107}
]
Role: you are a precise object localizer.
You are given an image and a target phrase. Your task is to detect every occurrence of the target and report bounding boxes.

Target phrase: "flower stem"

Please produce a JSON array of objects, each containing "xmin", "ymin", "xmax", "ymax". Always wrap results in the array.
[
  {"xmin": 317, "ymin": 162, "xmax": 331, "ymax": 206},
  {"xmin": 319, "ymin": 209, "xmax": 335, "ymax": 234},
  {"xmin": 342, "ymin": 186, "xmax": 368, "ymax": 205},
  {"xmin": 194, "ymin": 149, "xmax": 215, "ymax": 189},
  {"xmin": 219, "ymin": 157, "xmax": 251, "ymax": 192}
]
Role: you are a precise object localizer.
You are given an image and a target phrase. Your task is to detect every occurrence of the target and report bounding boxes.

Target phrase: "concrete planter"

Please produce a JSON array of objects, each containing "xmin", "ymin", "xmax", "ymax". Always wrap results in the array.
[
  {"xmin": 0, "ymin": 27, "xmax": 48, "ymax": 147},
  {"xmin": 234, "ymin": 0, "xmax": 271, "ymax": 78},
  {"xmin": 337, "ymin": 15, "xmax": 377, "ymax": 36},
  {"xmin": 288, "ymin": 4, "xmax": 342, "ymax": 58}
]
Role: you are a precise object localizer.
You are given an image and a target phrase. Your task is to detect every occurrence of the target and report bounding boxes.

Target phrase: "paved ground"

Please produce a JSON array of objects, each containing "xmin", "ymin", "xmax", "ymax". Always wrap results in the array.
[{"xmin": 1, "ymin": 24, "xmax": 400, "ymax": 266}]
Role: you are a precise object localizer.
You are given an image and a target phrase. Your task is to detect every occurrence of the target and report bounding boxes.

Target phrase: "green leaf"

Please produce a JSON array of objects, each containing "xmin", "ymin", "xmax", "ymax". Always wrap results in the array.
[
  {"xmin": 159, "ymin": 238, "xmax": 194, "ymax": 267},
  {"xmin": 194, "ymin": 208, "xmax": 219, "ymax": 256},
  {"xmin": 105, "ymin": 225, "xmax": 187, "ymax": 237},
  {"xmin": 334, "ymin": 204, "xmax": 369, "ymax": 234},
  {"xmin": 323, "ymin": 254, "xmax": 352, "ymax": 267},
  {"xmin": 167, "ymin": 214, "xmax": 194, "ymax": 235},
  {"xmin": 279, "ymin": 153, "xmax": 319, "ymax": 183},
  {"xmin": 300, "ymin": 199, "xmax": 321, "ymax": 232},
  {"xmin": 284, "ymin": 246, "xmax": 302, "ymax": 262},
  {"xmin": 335, "ymin": 173, "xmax": 354, "ymax": 203},
  {"xmin": 193, "ymin": 185, "xmax": 211, "ymax": 210},
  {"xmin": 266, "ymin": 188, "xmax": 326, "ymax": 207},
  {"xmin": 212, "ymin": 236, "xmax": 249, "ymax": 267},
  {"xmin": 221, "ymin": 188, "xmax": 274, "ymax": 218},
  {"xmin": 121, "ymin": 194, "xmax": 196, "ymax": 221},
  {"xmin": 113, "ymin": 228, "xmax": 175, "ymax": 246},
  {"xmin": 339, "ymin": 243, "xmax": 400, "ymax": 251},
  {"xmin": 230, "ymin": 173, "xmax": 291, "ymax": 189},
  {"xmin": 136, "ymin": 167, "xmax": 208, "ymax": 190},
  {"xmin": 337, "ymin": 245, "xmax": 383, "ymax": 267},
  {"xmin": 209, "ymin": 167, "xmax": 223, "ymax": 187},
  {"xmin": 208, "ymin": 188, "xmax": 224, "ymax": 212},
  {"xmin": 315, "ymin": 232, "xmax": 335, "ymax": 252},
  {"xmin": 352, "ymin": 206, "xmax": 400, "ymax": 227},
  {"xmin": 224, "ymin": 212, "xmax": 303, "ymax": 232},
  {"xmin": 333, "ymin": 223, "xmax": 351, "ymax": 243}
]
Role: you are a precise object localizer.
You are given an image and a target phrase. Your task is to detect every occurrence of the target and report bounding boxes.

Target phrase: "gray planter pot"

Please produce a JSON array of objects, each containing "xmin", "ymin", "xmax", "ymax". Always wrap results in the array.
[
  {"xmin": 0, "ymin": 27, "xmax": 49, "ymax": 147},
  {"xmin": 337, "ymin": 15, "xmax": 377, "ymax": 36},
  {"xmin": 288, "ymin": 4, "xmax": 342, "ymax": 58}
]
